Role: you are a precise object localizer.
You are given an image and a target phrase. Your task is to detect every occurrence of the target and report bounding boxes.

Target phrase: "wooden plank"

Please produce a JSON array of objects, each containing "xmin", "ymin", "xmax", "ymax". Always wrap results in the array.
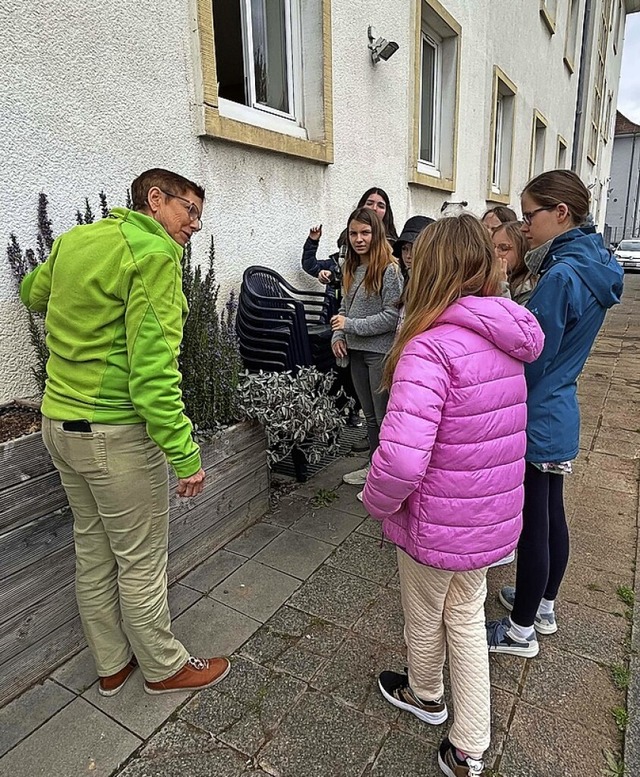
[
  {"xmin": 169, "ymin": 463, "xmax": 268, "ymax": 554},
  {"xmin": 0, "ymin": 544, "xmax": 76, "ymax": 626},
  {"xmin": 0, "ymin": 508, "xmax": 74, "ymax": 580},
  {"xmin": 0, "ymin": 581, "xmax": 78, "ymax": 665},
  {"xmin": 0, "ymin": 431, "xmax": 55, "ymax": 490},
  {"xmin": 169, "ymin": 489, "xmax": 269, "ymax": 583},
  {"xmin": 0, "ymin": 469, "xmax": 67, "ymax": 534},
  {"xmin": 0, "ymin": 615, "xmax": 86, "ymax": 708}
]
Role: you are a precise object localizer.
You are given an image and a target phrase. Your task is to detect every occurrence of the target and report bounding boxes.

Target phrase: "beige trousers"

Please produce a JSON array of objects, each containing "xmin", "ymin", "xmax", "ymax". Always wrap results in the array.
[
  {"xmin": 42, "ymin": 417, "xmax": 190, "ymax": 682},
  {"xmin": 397, "ymin": 547, "xmax": 491, "ymax": 759}
]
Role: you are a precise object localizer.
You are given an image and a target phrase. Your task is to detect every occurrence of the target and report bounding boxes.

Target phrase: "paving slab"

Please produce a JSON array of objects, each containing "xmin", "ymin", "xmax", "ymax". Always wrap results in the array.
[
  {"xmin": 83, "ymin": 673, "xmax": 189, "ymax": 739},
  {"xmin": 291, "ymin": 455, "xmax": 369, "ymax": 498},
  {"xmin": 168, "ymin": 582, "xmax": 202, "ymax": 617},
  {"xmin": 561, "ymin": 560, "xmax": 632, "ymax": 613},
  {"xmin": 252, "ymin": 529, "xmax": 334, "ymax": 579},
  {"xmin": 291, "ymin": 506, "xmax": 364, "ymax": 545},
  {"xmin": 324, "ymin": 532, "xmax": 398, "ymax": 585},
  {"xmin": 173, "ymin": 597, "xmax": 261, "ymax": 656},
  {"xmin": 257, "ymin": 688, "xmax": 387, "ymax": 777},
  {"xmin": 0, "ymin": 679, "xmax": 75, "ymax": 758},
  {"xmin": 0, "ymin": 697, "xmax": 141, "ymax": 777},
  {"xmin": 552, "ymin": 600, "xmax": 629, "ymax": 666},
  {"xmin": 179, "ymin": 549, "xmax": 246, "ymax": 594},
  {"xmin": 287, "ymin": 565, "xmax": 382, "ymax": 628},
  {"xmin": 353, "ymin": 586, "xmax": 405, "ymax": 650},
  {"xmin": 370, "ymin": 730, "xmax": 441, "ymax": 776},
  {"xmin": 51, "ymin": 647, "xmax": 97, "ymax": 694},
  {"xmin": 224, "ymin": 522, "xmax": 283, "ymax": 557},
  {"xmin": 328, "ymin": 487, "xmax": 370, "ymax": 518},
  {"xmin": 355, "ymin": 515, "xmax": 384, "ymax": 540},
  {"xmin": 208, "ymin": 560, "xmax": 301, "ymax": 622},
  {"xmin": 180, "ymin": 657, "xmax": 306, "ymax": 757},
  {"xmin": 263, "ymin": 494, "xmax": 311, "ymax": 528},
  {"xmin": 499, "ymin": 701, "xmax": 614, "ymax": 777}
]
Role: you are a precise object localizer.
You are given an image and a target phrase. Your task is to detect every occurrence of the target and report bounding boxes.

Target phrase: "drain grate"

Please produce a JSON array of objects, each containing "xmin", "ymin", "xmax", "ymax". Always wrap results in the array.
[{"xmin": 272, "ymin": 425, "xmax": 366, "ymax": 480}]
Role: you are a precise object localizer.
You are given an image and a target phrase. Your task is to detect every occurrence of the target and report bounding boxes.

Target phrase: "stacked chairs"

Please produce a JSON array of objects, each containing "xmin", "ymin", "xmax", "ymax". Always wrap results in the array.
[{"xmin": 237, "ymin": 266, "xmax": 335, "ymax": 373}]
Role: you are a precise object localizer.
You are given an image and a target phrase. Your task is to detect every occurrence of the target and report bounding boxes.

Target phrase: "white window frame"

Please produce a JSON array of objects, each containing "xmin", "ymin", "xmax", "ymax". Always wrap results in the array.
[
  {"xmin": 531, "ymin": 111, "xmax": 548, "ymax": 177},
  {"xmin": 491, "ymin": 94, "xmax": 504, "ymax": 193},
  {"xmin": 217, "ymin": 0, "xmax": 307, "ymax": 140},
  {"xmin": 417, "ymin": 28, "xmax": 442, "ymax": 177},
  {"xmin": 557, "ymin": 135, "xmax": 568, "ymax": 168},
  {"xmin": 488, "ymin": 67, "xmax": 516, "ymax": 202}
]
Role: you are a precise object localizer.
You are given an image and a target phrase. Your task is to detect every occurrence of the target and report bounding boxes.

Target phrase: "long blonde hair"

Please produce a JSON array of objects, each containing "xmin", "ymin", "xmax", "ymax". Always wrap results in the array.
[
  {"xmin": 383, "ymin": 213, "xmax": 503, "ymax": 389},
  {"xmin": 342, "ymin": 207, "xmax": 397, "ymax": 296}
]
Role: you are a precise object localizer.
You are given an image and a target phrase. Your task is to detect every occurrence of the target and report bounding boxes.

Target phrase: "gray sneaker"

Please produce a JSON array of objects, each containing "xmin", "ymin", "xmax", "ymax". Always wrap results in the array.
[
  {"xmin": 343, "ymin": 464, "xmax": 370, "ymax": 485},
  {"xmin": 498, "ymin": 586, "xmax": 558, "ymax": 635}
]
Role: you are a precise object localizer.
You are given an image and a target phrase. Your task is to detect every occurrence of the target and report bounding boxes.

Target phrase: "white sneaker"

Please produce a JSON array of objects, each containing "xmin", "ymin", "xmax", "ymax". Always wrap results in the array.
[
  {"xmin": 489, "ymin": 550, "xmax": 515, "ymax": 568},
  {"xmin": 356, "ymin": 490, "xmax": 363, "ymax": 502},
  {"xmin": 343, "ymin": 464, "xmax": 370, "ymax": 486}
]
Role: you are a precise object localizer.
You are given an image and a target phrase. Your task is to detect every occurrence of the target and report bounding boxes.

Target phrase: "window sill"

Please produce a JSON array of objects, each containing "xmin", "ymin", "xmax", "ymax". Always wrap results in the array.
[
  {"xmin": 563, "ymin": 55, "xmax": 575, "ymax": 75},
  {"xmin": 409, "ymin": 169, "xmax": 455, "ymax": 193},
  {"xmin": 540, "ymin": 6, "xmax": 556, "ymax": 34},
  {"xmin": 199, "ymin": 105, "xmax": 333, "ymax": 164},
  {"xmin": 486, "ymin": 191, "xmax": 511, "ymax": 206}
]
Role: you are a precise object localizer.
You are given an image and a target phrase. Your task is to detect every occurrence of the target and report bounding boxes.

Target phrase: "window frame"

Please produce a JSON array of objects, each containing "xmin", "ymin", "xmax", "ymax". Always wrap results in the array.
[
  {"xmin": 417, "ymin": 28, "xmax": 443, "ymax": 175},
  {"xmin": 530, "ymin": 109, "xmax": 548, "ymax": 178},
  {"xmin": 563, "ymin": 0, "xmax": 581, "ymax": 73},
  {"xmin": 487, "ymin": 66, "xmax": 517, "ymax": 204},
  {"xmin": 540, "ymin": 0, "xmax": 557, "ymax": 34},
  {"xmin": 195, "ymin": 0, "xmax": 334, "ymax": 164},
  {"xmin": 557, "ymin": 135, "xmax": 568, "ymax": 168},
  {"xmin": 410, "ymin": 0, "xmax": 461, "ymax": 193}
]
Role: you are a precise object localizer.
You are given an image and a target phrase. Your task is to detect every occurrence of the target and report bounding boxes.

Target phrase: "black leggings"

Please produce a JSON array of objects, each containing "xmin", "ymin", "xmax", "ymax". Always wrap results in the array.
[{"xmin": 511, "ymin": 463, "xmax": 570, "ymax": 628}]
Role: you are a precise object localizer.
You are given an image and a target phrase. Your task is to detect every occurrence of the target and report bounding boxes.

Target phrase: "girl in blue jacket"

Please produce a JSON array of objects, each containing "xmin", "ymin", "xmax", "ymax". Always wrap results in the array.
[{"xmin": 488, "ymin": 169, "xmax": 624, "ymax": 658}]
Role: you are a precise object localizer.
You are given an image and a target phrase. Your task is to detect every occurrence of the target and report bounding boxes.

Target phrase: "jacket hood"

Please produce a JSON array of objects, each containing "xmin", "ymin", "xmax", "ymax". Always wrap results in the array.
[
  {"xmin": 435, "ymin": 296, "xmax": 544, "ymax": 364},
  {"xmin": 544, "ymin": 228, "xmax": 623, "ymax": 309}
]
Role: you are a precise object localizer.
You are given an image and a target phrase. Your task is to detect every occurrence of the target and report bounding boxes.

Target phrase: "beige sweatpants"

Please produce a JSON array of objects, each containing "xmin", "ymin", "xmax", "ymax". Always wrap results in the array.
[
  {"xmin": 397, "ymin": 547, "xmax": 491, "ymax": 759},
  {"xmin": 42, "ymin": 417, "xmax": 190, "ymax": 682}
]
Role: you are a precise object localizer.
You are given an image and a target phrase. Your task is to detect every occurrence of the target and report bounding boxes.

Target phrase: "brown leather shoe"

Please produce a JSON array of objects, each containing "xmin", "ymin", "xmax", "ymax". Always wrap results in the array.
[
  {"xmin": 98, "ymin": 657, "xmax": 138, "ymax": 697},
  {"xmin": 144, "ymin": 656, "xmax": 231, "ymax": 695}
]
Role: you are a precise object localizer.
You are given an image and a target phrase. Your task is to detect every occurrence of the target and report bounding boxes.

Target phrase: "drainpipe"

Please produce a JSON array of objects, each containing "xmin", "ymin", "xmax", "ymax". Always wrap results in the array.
[
  {"xmin": 633, "ymin": 135, "xmax": 640, "ymax": 237},
  {"xmin": 571, "ymin": 0, "xmax": 592, "ymax": 171},
  {"xmin": 624, "ymin": 133, "xmax": 638, "ymax": 237}
]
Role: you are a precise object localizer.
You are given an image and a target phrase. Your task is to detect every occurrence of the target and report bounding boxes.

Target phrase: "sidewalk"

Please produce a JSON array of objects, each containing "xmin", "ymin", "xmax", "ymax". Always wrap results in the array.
[{"xmin": 1, "ymin": 276, "xmax": 638, "ymax": 777}]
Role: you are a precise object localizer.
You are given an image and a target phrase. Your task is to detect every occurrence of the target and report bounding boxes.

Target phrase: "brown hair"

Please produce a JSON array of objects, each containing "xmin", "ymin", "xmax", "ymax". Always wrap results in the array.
[
  {"xmin": 131, "ymin": 168, "xmax": 205, "ymax": 211},
  {"xmin": 492, "ymin": 220, "xmax": 531, "ymax": 295},
  {"xmin": 383, "ymin": 214, "xmax": 503, "ymax": 389},
  {"xmin": 522, "ymin": 169, "xmax": 590, "ymax": 226},
  {"xmin": 343, "ymin": 207, "xmax": 398, "ymax": 296},
  {"xmin": 481, "ymin": 205, "xmax": 518, "ymax": 225}
]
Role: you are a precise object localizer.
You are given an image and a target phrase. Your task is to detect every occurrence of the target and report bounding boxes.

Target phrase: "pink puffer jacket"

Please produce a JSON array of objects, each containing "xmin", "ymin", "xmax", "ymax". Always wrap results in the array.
[{"xmin": 363, "ymin": 296, "xmax": 544, "ymax": 571}]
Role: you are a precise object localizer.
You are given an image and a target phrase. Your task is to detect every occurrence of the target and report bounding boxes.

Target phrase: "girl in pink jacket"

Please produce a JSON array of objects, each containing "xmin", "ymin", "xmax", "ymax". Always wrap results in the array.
[{"xmin": 362, "ymin": 214, "xmax": 544, "ymax": 777}]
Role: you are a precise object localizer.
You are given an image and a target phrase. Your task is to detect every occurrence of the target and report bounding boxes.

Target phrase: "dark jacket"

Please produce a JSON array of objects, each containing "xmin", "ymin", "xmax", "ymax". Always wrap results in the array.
[
  {"xmin": 524, "ymin": 227, "xmax": 623, "ymax": 462},
  {"xmin": 301, "ymin": 237, "xmax": 339, "ymax": 278}
]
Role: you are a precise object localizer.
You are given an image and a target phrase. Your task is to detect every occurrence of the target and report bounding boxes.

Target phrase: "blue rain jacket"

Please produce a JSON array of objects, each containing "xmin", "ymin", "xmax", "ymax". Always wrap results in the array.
[{"xmin": 525, "ymin": 227, "xmax": 624, "ymax": 463}]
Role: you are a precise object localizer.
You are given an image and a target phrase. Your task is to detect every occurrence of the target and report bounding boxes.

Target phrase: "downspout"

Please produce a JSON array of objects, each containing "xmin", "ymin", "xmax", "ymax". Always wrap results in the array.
[
  {"xmin": 571, "ymin": 0, "xmax": 593, "ymax": 171},
  {"xmin": 633, "ymin": 134, "xmax": 640, "ymax": 236},
  {"xmin": 624, "ymin": 132, "xmax": 638, "ymax": 237}
]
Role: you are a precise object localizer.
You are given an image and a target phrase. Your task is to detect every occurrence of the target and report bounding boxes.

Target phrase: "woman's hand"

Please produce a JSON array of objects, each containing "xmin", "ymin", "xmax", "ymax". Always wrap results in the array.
[
  {"xmin": 331, "ymin": 314, "xmax": 347, "ymax": 331},
  {"xmin": 498, "ymin": 255, "xmax": 509, "ymax": 281},
  {"xmin": 318, "ymin": 269, "xmax": 332, "ymax": 284},
  {"xmin": 332, "ymin": 340, "xmax": 348, "ymax": 358},
  {"xmin": 309, "ymin": 225, "xmax": 322, "ymax": 241}
]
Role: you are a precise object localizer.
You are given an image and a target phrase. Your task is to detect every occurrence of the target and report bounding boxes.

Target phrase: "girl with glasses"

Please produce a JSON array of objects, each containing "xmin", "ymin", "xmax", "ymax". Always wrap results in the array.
[
  {"xmin": 487, "ymin": 169, "xmax": 624, "ymax": 659},
  {"xmin": 491, "ymin": 220, "xmax": 537, "ymax": 305}
]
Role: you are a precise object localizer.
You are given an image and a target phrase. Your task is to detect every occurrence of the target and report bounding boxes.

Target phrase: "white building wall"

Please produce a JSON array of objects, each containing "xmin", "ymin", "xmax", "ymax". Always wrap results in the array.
[{"xmin": 0, "ymin": 0, "xmax": 628, "ymax": 401}]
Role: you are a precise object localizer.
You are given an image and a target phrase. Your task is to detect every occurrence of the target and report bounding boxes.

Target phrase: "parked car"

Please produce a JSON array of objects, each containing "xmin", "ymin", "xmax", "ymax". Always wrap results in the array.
[{"xmin": 614, "ymin": 239, "xmax": 640, "ymax": 272}]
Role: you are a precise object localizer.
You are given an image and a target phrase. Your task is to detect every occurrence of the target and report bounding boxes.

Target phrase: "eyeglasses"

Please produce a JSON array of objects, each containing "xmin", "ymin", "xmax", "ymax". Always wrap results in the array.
[
  {"xmin": 522, "ymin": 206, "xmax": 556, "ymax": 225},
  {"xmin": 494, "ymin": 243, "xmax": 514, "ymax": 255},
  {"xmin": 160, "ymin": 189, "xmax": 202, "ymax": 229}
]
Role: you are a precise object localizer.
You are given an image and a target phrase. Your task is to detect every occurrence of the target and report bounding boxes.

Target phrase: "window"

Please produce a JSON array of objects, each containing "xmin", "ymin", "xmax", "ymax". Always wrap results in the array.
[
  {"xmin": 564, "ymin": 0, "xmax": 580, "ymax": 72},
  {"xmin": 557, "ymin": 135, "xmax": 568, "ymax": 168},
  {"xmin": 195, "ymin": 0, "xmax": 334, "ymax": 163},
  {"xmin": 588, "ymin": 4, "xmax": 610, "ymax": 162},
  {"xmin": 411, "ymin": 0, "xmax": 461, "ymax": 191},
  {"xmin": 603, "ymin": 89, "xmax": 613, "ymax": 143},
  {"xmin": 540, "ymin": 0, "xmax": 557, "ymax": 33},
  {"xmin": 488, "ymin": 67, "xmax": 517, "ymax": 201},
  {"xmin": 530, "ymin": 111, "xmax": 548, "ymax": 177}
]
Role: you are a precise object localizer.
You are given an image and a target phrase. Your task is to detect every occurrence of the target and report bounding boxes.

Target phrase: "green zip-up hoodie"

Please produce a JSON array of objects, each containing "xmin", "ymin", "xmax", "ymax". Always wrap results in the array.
[{"xmin": 20, "ymin": 208, "xmax": 201, "ymax": 478}]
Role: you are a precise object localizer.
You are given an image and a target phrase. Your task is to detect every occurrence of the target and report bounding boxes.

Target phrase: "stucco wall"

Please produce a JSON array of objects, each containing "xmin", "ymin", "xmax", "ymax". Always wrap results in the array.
[
  {"xmin": 0, "ymin": 0, "xmax": 625, "ymax": 401},
  {"xmin": 607, "ymin": 135, "xmax": 640, "ymax": 239}
]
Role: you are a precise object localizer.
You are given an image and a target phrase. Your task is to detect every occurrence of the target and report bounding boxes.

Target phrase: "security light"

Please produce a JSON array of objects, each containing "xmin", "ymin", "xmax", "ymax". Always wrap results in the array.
[{"xmin": 368, "ymin": 26, "xmax": 399, "ymax": 64}]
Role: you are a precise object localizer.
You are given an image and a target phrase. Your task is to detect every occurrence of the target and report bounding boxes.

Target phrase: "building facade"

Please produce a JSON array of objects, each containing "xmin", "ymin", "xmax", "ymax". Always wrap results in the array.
[
  {"xmin": 605, "ymin": 111, "xmax": 640, "ymax": 242},
  {"xmin": 0, "ymin": 0, "xmax": 637, "ymax": 401}
]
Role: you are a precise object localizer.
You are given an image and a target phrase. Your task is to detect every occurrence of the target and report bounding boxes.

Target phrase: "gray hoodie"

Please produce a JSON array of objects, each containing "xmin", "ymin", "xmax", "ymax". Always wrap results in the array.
[{"xmin": 332, "ymin": 264, "xmax": 404, "ymax": 354}]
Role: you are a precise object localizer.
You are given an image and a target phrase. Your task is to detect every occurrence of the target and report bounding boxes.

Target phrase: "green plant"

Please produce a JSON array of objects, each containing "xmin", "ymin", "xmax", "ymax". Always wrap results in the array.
[
  {"xmin": 617, "ymin": 585, "xmax": 635, "ymax": 608},
  {"xmin": 611, "ymin": 706, "xmax": 628, "ymax": 732},
  {"xmin": 602, "ymin": 748, "xmax": 624, "ymax": 777},
  {"xmin": 611, "ymin": 664, "xmax": 631, "ymax": 690},
  {"xmin": 311, "ymin": 488, "xmax": 339, "ymax": 508},
  {"xmin": 237, "ymin": 367, "xmax": 352, "ymax": 467},
  {"xmin": 180, "ymin": 238, "xmax": 241, "ymax": 432}
]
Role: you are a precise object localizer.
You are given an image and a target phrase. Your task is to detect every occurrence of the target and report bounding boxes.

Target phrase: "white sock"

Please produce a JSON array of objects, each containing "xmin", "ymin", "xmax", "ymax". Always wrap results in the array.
[
  {"xmin": 538, "ymin": 598, "xmax": 555, "ymax": 616},
  {"xmin": 509, "ymin": 617, "xmax": 535, "ymax": 642}
]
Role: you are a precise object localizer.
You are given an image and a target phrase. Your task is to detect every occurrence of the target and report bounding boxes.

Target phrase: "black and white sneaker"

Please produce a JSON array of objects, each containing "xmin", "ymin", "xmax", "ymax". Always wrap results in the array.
[
  {"xmin": 378, "ymin": 669, "xmax": 448, "ymax": 725},
  {"xmin": 438, "ymin": 738, "xmax": 485, "ymax": 776},
  {"xmin": 486, "ymin": 616, "xmax": 539, "ymax": 658}
]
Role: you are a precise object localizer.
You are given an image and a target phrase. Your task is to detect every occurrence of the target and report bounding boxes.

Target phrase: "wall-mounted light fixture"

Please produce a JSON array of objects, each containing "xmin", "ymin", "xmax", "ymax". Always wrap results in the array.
[
  {"xmin": 440, "ymin": 200, "xmax": 468, "ymax": 213},
  {"xmin": 368, "ymin": 26, "xmax": 399, "ymax": 64}
]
